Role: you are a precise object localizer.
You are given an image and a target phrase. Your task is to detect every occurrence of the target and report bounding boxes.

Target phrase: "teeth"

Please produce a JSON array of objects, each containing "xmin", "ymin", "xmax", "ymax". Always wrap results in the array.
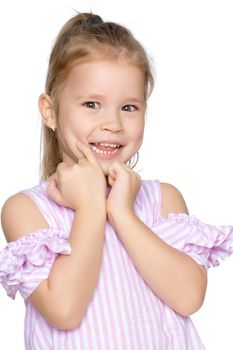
[
  {"xmin": 98, "ymin": 142, "xmax": 120, "ymax": 148},
  {"xmin": 91, "ymin": 144, "xmax": 120, "ymax": 155}
]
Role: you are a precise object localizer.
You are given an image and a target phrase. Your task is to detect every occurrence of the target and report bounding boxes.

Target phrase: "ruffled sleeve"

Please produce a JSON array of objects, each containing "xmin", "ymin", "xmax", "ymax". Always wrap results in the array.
[
  {"xmin": 150, "ymin": 213, "xmax": 233, "ymax": 270},
  {"xmin": 0, "ymin": 228, "xmax": 71, "ymax": 301}
]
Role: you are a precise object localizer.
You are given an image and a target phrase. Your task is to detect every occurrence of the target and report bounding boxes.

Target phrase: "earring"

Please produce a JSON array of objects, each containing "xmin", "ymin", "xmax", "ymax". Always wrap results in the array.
[
  {"xmin": 50, "ymin": 122, "xmax": 56, "ymax": 132},
  {"xmin": 127, "ymin": 151, "xmax": 139, "ymax": 169}
]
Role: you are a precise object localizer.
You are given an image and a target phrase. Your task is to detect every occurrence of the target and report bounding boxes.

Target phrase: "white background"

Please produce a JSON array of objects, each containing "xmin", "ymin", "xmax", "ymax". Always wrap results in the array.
[{"xmin": 0, "ymin": 0, "xmax": 232, "ymax": 349}]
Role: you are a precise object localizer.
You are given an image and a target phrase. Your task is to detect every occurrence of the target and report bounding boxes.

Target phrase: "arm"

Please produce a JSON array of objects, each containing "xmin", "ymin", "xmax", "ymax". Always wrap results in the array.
[
  {"xmin": 108, "ymin": 183, "xmax": 207, "ymax": 317},
  {"xmin": 1, "ymin": 193, "xmax": 106, "ymax": 330}
]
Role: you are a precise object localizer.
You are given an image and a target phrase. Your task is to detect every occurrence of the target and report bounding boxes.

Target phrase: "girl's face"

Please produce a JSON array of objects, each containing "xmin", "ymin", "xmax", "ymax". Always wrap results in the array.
[{"xmin": 56, "ymin": 59, "xmax": 146, "ymax": 175}]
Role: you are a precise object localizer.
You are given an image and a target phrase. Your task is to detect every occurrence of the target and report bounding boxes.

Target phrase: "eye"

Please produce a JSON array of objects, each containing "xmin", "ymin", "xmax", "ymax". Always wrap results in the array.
[
  {"xmin": 122, "ymin": 104, "xmax": 138, "ymax": 112},
  {"xmin": 83, "ymin": 101, "xmax": 100, "ymax": 109}
]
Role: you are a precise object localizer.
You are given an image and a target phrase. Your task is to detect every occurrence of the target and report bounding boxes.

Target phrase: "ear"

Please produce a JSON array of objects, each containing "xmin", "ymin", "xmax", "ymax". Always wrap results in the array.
[{"xmin": 38, "ymin": 93, "xmax": 56, "ymax": 128}]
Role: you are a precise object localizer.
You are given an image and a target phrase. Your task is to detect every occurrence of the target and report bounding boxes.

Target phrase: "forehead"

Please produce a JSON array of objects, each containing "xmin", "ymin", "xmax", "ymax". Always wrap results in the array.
[{"xmin": 64, "ymin": 60, "xmax": 145, "ymax": 98}]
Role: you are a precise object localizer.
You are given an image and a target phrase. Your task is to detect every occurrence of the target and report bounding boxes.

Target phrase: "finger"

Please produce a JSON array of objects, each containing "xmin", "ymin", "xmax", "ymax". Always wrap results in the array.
[
  {"xmin": 109, "ymin": 167, "xmax": 117, "ymax": 180},
  {"xmin": 48, "ymin": 172, "xmax": 59, "ymax": 184},
  {"xmin": 47, "ymin": 176, "xmax": 64, "ymax": 206},
  {"xmin": 107, "ymin": 172, "xmax": 115, "ymax": 187},
  {"xmin": 121, "ymin": 162, "xmax": 133, "ymax": 172},
  {"xmin": 109, "ymin": 161, "xmax": 124, "ymax": 175},
  {"xmin": 75, "ymin": 139, "xmax": 100, "ymax": 165},
  {"xmin": 73, "ymin": 142, "xmax": 87, "ymax": 163},
  {"xmin": 121, "ymin": 162, "xmax": 141, "ymax": 180},
  {"xmin": 55, "ymin": 162, "xmax": 67, "ymax": 177}
]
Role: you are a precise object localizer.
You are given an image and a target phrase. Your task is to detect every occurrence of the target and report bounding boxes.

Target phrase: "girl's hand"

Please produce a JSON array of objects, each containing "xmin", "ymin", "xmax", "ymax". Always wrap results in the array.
[
  {"xmin": 47, "ymin": 140, "xmax": 107, "ymax": 211},
  {"xmin": 106, "ymin": 161, "xmax": 141, "ymax": 220}
]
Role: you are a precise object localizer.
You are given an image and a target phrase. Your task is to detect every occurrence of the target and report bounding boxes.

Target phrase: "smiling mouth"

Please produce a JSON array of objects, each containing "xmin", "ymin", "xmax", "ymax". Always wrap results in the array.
[
  {"xmin": 89, "ymin": 142, "xmax": 123, "ymax": 157},
  {"xmin": 90, "ymin": 143, "xmax": 121, "ymax": 155}
]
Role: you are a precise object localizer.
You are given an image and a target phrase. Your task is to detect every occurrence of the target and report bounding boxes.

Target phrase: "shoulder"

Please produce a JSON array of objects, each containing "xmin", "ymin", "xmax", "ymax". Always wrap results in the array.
[
  {"xmin": 160, "ymin": 182, "xmax": 189, "ymax": 217},
  {"xmin": 1, "ymin": 192, "xmax": 49, "ymax": 243}
]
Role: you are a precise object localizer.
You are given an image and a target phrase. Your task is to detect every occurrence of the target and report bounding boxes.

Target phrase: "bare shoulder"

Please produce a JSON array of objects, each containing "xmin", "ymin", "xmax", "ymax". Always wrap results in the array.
[
  {"xmin": 160, "ymin": 183, "xmax": 207, "ymax": 274},
  {"xmin": 160, "ymin": 182, "xmax": 189, "ymax": 217},
  {"xmin": 1, "ymin": 192, "xmax": 49, "ymax": 243}
]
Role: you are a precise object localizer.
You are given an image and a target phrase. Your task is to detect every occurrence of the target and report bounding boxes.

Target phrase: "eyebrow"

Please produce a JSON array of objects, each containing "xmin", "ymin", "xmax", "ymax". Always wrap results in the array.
[{"xmin": 75, "ymin": 94, "xmax": 144, "ymax": 104}]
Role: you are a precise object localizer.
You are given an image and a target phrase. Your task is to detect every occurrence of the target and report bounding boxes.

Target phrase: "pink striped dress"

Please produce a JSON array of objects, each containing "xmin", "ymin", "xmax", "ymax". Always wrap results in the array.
[{"xmin": 1, "ymin": 179, "xmax": 233, "ymax": 349}]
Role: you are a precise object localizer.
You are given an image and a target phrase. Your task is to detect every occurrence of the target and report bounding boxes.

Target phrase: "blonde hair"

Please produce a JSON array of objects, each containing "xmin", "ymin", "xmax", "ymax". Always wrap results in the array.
[{"xmin": 39, "ymin": 12, "xmax": 155, "ymax": 181}]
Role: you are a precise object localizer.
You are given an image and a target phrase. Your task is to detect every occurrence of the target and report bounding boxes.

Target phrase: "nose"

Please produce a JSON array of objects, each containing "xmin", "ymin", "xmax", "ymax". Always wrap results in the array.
[{"xmin": 99, "ymin": 110, "xmax": 124, "ymax": 133}]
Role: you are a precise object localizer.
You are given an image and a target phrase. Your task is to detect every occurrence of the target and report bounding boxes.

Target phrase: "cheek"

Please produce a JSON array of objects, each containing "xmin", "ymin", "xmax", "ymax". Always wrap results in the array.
[
  {"xmin": 132, "ymin": 121, "xmax": 145, "ymax": 143},
  {"xmin": 58, "ymin": 113, "xmax": 87, "ymax": 136}
]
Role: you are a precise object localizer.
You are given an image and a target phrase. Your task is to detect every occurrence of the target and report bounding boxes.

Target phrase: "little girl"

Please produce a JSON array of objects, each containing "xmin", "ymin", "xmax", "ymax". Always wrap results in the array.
[{"xmin": 0, "ymin": 12, "xmax": 233, "ymax": 350}]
